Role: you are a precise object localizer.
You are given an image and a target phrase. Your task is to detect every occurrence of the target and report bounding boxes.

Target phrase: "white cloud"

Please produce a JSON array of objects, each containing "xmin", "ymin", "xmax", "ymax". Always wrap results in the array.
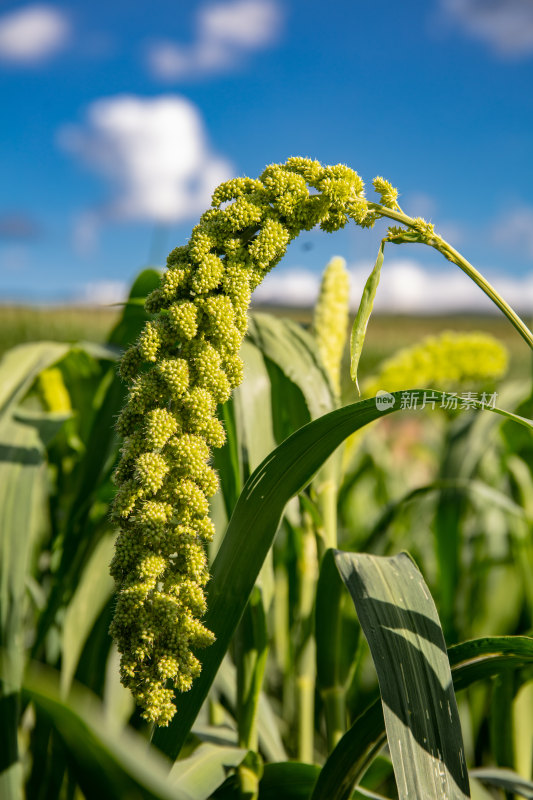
[
  {"xmin": 493, "ymin": 207, "xmax": 533, "ymax": 259},
  {"xmin": 0, "ymin": 4, "xmax": 69, "ymax": 63},
  {"xmin": 252, "ymin": 259, "xmax": 533, "ymax": 314},
  {"xmin": 75, "ymin": 280, "xmax": 129, "ymax": 306},
  {"xmin": 252, "ymin": 268, "xmax": 322, "ymax": 307},
  {"xmin": 355, "ymin": 258, "xmax": 533, "ymax": 313},
  {"xmin": 441, "ymin": 0, "xmax": 533, "ymax": 58},
  {"xmin": 58, "ymin": 95, "xmax": 233, "ymax": 223},
  {"xmin": 200, "ymin": 0, "xmax": 281, "ymax": 47},
  {"xmin": 147, "ymin": 0, "xmax": 282, "ymax": 80}
]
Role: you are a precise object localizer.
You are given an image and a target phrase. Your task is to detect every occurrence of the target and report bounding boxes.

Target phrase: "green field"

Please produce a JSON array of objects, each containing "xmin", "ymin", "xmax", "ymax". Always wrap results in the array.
[
  {"xmin": 1, "ymin": 303, "xmax": 530, "ymax": 380},
  {"xmin": 2, "ymin": 290, "xmax": 533, "ymax": 799}
]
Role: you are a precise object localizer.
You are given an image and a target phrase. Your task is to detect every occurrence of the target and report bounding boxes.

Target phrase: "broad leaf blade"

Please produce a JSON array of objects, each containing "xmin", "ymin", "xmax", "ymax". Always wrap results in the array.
[
  {"xmin": 169, "ymin": 742, "xmax": 248, "ymax": 800},
  {"xmin": 259, "ymin": 762, "xmax": 321, "ymax": 799},
  {"xmin": 23, "ymin": 668, "xmax": 193, "ymax": 800},
  {"xmin": 248, "ymin": 313, "xmax": 336, "ymax": 422},
  {"xmin": 470, "ymin": 767, "xmax": 533, "ymax": 798},
  {"xmin": 153, "ymin": 391, "xmax": 531, "ymax": 759},
  {"xmin": 60, "ymin": 531, "xmax": 116, "ymax": 696},
  {"xmin": 334, "ymin": 551, "xmax": 470, "ymax": 800},
  {"xmin": 448, "ymin": 635, "xmax": 533, "ymax": 690},
  {"xmin": 310, "ymin": 698, "xmax": 386, "ymax": 800},
  {"xmin": 311, "ymin": 636, "xmax": 533, "ymax": 800},
  {"xmin": 152, "ymin": 397, "xmax": 399, "ymax": 758},
  {"xmin": 0, "ymin": 342, "xmax": 70, "ymax": 800}
]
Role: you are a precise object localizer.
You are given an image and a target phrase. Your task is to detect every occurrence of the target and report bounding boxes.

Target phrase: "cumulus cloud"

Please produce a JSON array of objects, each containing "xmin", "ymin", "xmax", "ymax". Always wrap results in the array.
[
  {"xmin": 349, "ymin": 259, "xmax": 533, "ymax": 314},
  {"xmin": 253, "ymin": 259, "xmax": 533, "ymax": 314},
  {"xmin": 58, "ymin": 95, "xmax": 233, "ymax": 224},
  {"xmin": 0, "ymin": 4, "xmax": 69, "ymax": 64},
  {"xmin": 493, "ymin": 207, "xmax": 533, "ymax": 259},
  {"xmin": 147, "ymin": 0, "xmax": 282, "ymax": 80},
  {"xmin": 252, "ymin": 268, "xmax": 323, "ymax": 307},
  {"xmin": 440, "ymin": 0, "xmax": 533, "ymax": 58},
  {"xmin": 75, "ymin": 280, "xmax": 129, "ymax": 306}
]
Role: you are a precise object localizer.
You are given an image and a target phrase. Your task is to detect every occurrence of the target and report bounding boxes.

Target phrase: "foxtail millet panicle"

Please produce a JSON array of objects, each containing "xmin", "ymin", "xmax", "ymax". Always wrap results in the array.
[{"xmin": 110, "ymin": 157, "xmax": 389, "ymax": 725}]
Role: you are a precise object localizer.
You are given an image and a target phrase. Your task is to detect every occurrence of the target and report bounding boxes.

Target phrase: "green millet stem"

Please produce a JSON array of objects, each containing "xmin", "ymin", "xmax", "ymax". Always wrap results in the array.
[
  {"xmin": 110, "ymin": 158, "xmax": 533, "ymax": 728},
  {"xmin": 296, "ymin": 511, "xmax": 318, "ymax": 763},
  {"xmin": 367, "ymin": 202, "xmax": 533, "ymax": 351}
]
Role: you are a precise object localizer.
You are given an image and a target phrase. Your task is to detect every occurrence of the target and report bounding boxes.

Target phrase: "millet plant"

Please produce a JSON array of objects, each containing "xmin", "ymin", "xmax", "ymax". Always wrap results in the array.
[
  {"xmin": 2, "ymin": 155, "xmax": 533, "ymax": 800},
  {"xmin": 109, "ymin": 156, "xmax": 533, "ymax": 732}
]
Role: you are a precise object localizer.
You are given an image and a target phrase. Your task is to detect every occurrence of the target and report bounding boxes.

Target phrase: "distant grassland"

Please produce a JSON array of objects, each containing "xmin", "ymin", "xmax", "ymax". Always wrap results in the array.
[
  {"xmin": 261, "ymin": 306, "xmax": 532, "ymax": 382},
  {"xmin": 0, "ymin": 306, "xmax": 121, "ymax": 357},
  {"xmin": 1, "ymin": 304, "xmax": 530, "ymax": 381}
]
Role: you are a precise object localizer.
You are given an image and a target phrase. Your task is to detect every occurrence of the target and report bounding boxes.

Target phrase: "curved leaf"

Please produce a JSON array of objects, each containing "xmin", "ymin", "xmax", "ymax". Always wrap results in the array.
[
  {"xmin": 247, "ymin": 313, "xmax": 336, "ymax": 423},
  {"xmin": 60, "ymin": 531, "xmax": 116, "ymax": 696},
  {"xmin": 470, "ymin": 767, "xmax": 533, "ymax": 799},
  {"xmin": 0, "ymin": 342, "xmax": 71, "ymax": 800},
  {"xmin": 153, "ymin": 391, "xmax": 532, "ymax": 759},
  {"xmin": 310, "ymin": 636, "xmax": 533, "ymax": 800},
  {"xmin": 350, "ymin": 240, "xmax": 385, "ymax": 392},
  {"xmin": 23, "ymin": 667, "xmax": 191, "ymax": 800},
  {"xmin": 169, "ymin": 742, "xmax": 248, "ymax": 800},
  {"xmin": 152, "ymin": 396, "xmax": 399, "ymax": 758},
  {"xmin": 448, "ymin": 635, "xmax": 533, "ymax": 691},
  {"xmin": 259, "ymin": 762, "xmax": 320, "ymax": 799},
  {"xmin": 333, "ymin": 551, "xmax": 470, "ymax": 800}
]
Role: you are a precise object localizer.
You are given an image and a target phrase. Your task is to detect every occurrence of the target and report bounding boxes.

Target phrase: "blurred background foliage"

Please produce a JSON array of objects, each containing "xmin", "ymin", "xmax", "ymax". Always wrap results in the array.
[{"xmin": 0, "ymin": 265, "xmax": 532, "ymax": 799}]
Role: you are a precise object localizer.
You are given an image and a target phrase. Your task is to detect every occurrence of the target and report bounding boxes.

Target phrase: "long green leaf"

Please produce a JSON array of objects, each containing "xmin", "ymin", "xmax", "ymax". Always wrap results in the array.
[
  {"xmin": 350, "ymin": 241, "xmax": 385, "ymax": 392},
  {"xmin": 334, "ymin": 551, "xmax": 470, "ymax": 799},
  {"xmin": 248, "ymin": 313, "xmax": 336, "ymax": 422},
  {"xmin": 0, "ymin": 342, "xmax": 70, "ymax": 800},
  {"xmin": 259, "ymin": 762, "xmax": 320, "ymax": 799},
  {"xmin": 60, "ymin": 531, "xmax": 116, "ymax": 696},
  {"xmin": 152, "ymin": 396, "xmax": 398, "ymax": 759},
  {"xmin": 448, "ymin": 635, "xmax": 533, "ymax": 690},
  {"xmin": 169, "ymin": 742, "xmax": 248, "ymax": 799},
  {"xmin": 311, "ymin": 635, "xmax": 533, "ymax": 800},
  {"xmin": 153, "ymin": 391, "xmax": 532, "ymax": 759},
  {"xmin": 23, "ymin": 667, "xmax": 193, "ymax": 800},
  {"xmin": 470, "ymin": 767, "xmax": 533, "ymax": 798}
]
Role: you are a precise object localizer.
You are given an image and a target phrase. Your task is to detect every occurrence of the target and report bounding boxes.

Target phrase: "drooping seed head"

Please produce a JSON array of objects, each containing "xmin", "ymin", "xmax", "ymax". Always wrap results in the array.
[{"xmin": 110, "ymin": 158, "xmax": 392, "ymax": 725}]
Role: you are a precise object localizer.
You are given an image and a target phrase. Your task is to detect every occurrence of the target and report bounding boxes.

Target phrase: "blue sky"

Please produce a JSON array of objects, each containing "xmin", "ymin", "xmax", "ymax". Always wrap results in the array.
[{"xmin": 1, "ymin": 0, "xmax": 533, "ymax": 311}]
